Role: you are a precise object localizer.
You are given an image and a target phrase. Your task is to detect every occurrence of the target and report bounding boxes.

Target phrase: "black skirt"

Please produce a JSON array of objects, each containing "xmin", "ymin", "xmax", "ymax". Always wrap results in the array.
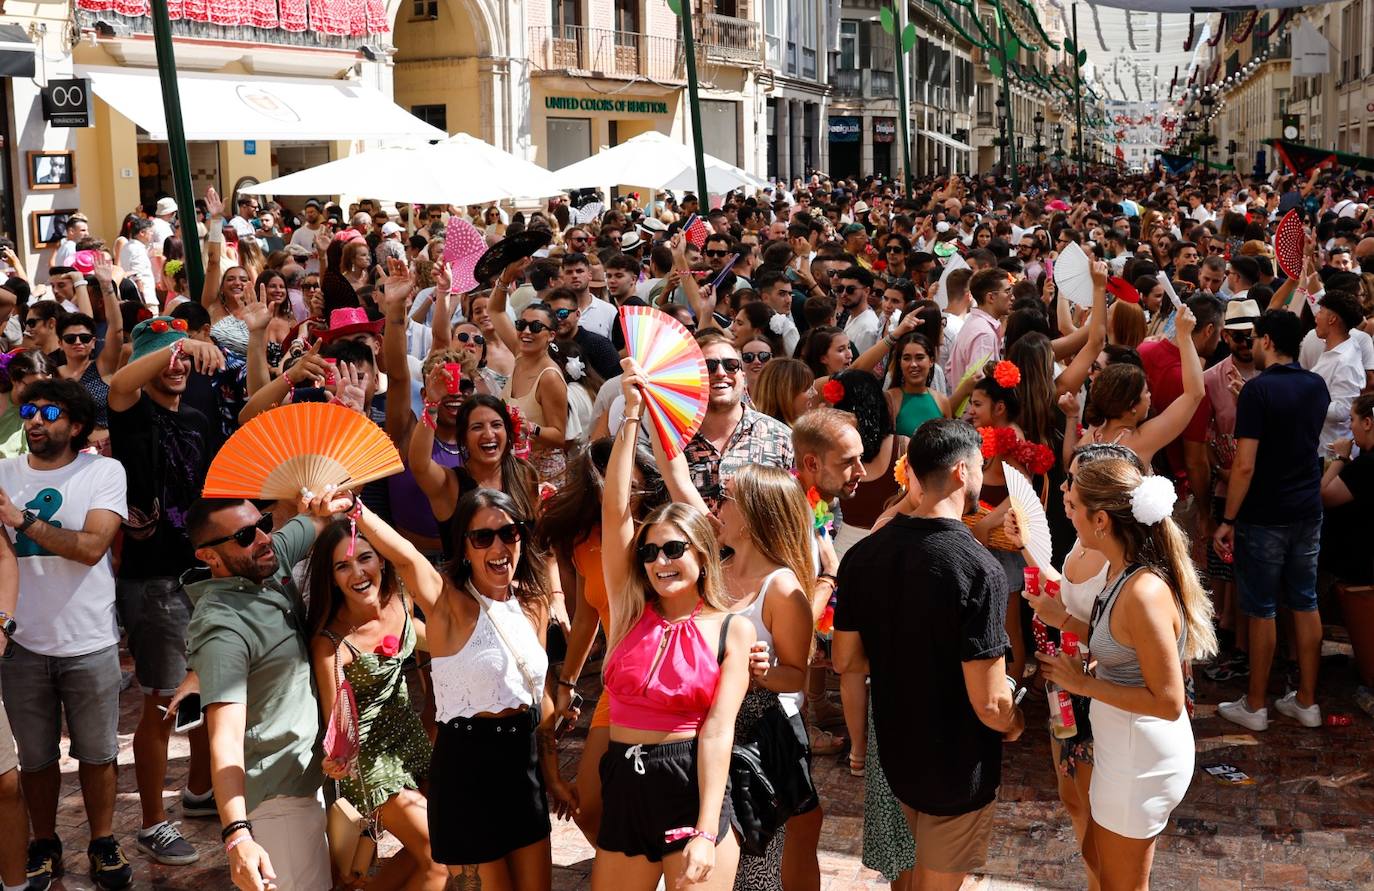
[
  {"xmin": 597, "ymin": 739, "xmax": 733, "ymax": 863},
  {"xmin": 428, "ymin": 710, "xmax": 550, "ymax": 865}
]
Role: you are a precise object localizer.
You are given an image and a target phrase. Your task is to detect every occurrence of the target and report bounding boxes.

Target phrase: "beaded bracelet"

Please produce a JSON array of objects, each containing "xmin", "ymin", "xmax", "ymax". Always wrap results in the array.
[{"xmin": 220, "ymin": 819, "xmax": 252, "ymax": 842}]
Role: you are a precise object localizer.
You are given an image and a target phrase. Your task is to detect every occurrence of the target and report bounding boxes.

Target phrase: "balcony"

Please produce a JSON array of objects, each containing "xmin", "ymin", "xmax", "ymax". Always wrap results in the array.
[
  {"xmin": 829, "ymin": 67, "xmax": 896, "ymax": 100},
  {"xmin": 694, "ymin": 13, "xmax": 763, "ymax": 66},
  {"xmin": 871, "ymin": 70, "xmax": 895, "ymax": 97},
  {"xmin": 76, "ymin": 6, "xmax": 366, "ymax": 51},
  {"xmin": 529, "ymin": 25, "xmax": 685, "ymax": 83},
  {"xmin": 832, "ymin": 68, "xmax": 862, "ymax": 97}
]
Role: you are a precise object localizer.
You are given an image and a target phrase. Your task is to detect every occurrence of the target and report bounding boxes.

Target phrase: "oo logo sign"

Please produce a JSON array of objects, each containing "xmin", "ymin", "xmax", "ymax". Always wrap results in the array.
[{"xmin": 42, "ymin": 79, "xmax": 91, "ymax": 128}]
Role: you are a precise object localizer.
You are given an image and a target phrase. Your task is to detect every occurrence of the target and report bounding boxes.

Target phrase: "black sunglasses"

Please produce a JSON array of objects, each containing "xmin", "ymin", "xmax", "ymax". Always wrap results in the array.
[
  {"xmin": 835, "ymin": 285, "xmax": 863, "ymax": 295},
  {"xmin": 637, "ymin": 540, "xmax": 690, "ymax": 563},
  {"xmin": 1229, "ymin": 332, "xmax": 1254, "ymax": 346},
  {"xmin": 456, "ymin": 332, "xmax": 486, "ymax": 345},
  {"xmin": 199, "ymin": 513, "xmax": 273, "ymax": 549},
  {"xmin": 23, "ymin": 318, "xmax": 42, "ymax": 328},
  {"xmin": 465, "ymin": 522, "xmax": 525, "ymax": 549},
  {"xmin": 552, "ymin": 308, "xmax": 576, "ymax": 321},
  {"xmin": 19, "ymin": 403, "xmax": 63, "ymax": 422},
  {"xmin": 885, "ymin": 246, "xmax": 905, "ymax": 254},
  {"xmin": 741, "ymin": 351, "xmax": 772, "ymax": 364},
  {"xmin": 704, "ymin": 250, "xmax": 732, "ymax": 258},
  {"xmin": 704, "ymin": 357, "xmax": 743, "ymax": 374},
  {"xmin": 62, "ymin": 333, "xmax": 95, "ymax": 345},
  {"xmin": 302, "ymin": 282, "xmax": 321, "ymax": 291},
  {"xmin": 513, "ymin": 319, "xmax": 551, "ymax": 334}
]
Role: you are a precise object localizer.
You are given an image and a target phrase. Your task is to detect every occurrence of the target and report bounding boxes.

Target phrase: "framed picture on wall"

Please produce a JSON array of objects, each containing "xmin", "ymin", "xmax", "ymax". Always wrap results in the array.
[
  {"xmin": 30, "ymin": 209, "xmax": 78, "ymax": 249},
  {"xmin": 26, "ymin": 151, "xmax": 76, "ymax": 190}
]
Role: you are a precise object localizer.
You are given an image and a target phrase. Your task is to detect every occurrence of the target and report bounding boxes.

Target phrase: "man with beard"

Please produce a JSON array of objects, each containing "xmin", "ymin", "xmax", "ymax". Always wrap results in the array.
[
  {"xmin": 289, "ymin": 199, "xmax": 326, "ymax": 274},
  {"xmin": 834, "ymin": 419, "xmax": 1022, "ymax": 891},
  {"xmin": 184, "ymin": 493, "xmax": 341, "ymax": 891},
  {"xmin": 0, "ymin": 380, "xmax": 131, "ymax": 890},
  {"xmin": 107, "ymin": 316, "xmax": 225, "ymax": 866}
]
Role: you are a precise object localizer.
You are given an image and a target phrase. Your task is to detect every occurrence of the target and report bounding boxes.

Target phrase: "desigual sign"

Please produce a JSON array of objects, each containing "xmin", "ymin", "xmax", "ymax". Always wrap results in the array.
[{"xmin": 545, "ymin": 96, "xmax": 669, "ymax": 114}]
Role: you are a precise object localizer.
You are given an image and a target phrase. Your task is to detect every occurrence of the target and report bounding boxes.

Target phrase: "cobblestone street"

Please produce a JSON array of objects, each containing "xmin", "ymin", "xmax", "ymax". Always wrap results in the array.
[{"xmin": 29, "ymin": 634, "xmax": 1374, "ymax": 890}]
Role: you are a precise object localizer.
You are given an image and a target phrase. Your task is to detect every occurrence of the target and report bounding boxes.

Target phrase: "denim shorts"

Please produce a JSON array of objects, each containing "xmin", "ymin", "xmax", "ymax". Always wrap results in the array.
[
  {"xmin": 115, "ymin": 577, "xmax": 193, "ymax": 695},
  {"xmin": 1235, "ymin": 517, "xmax": 1322, "ymax": 620},
  {"xmin": 0, "ymin": 642, "xmax": 121, "ymax": 770}
]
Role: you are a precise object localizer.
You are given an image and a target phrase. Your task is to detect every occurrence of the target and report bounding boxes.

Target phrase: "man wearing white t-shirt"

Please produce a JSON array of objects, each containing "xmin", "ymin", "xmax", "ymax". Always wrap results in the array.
[
  {"xmin": 563, "ymin": 253, "xmax": 616, "ymax": 340},
  {"xmin": 289, "ymin": 200, "xmax": 326, "ymax": 274},
  {"xmin": 118, "ymin": 219, "xmax": 158, "ymax": 310},
  {"xmin": 0, "ymin": 380, "xmax": 131, "ymax": 889},
  {"xmin": 835, "ymin": 265, "xmax": 882, "ymax": 357}
]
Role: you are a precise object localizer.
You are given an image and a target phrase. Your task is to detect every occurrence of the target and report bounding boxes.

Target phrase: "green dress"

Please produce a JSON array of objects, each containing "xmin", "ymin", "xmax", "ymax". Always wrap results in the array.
[{"xmin": 325, "ymin": 610, "xmax": 432, "ymax": 814}]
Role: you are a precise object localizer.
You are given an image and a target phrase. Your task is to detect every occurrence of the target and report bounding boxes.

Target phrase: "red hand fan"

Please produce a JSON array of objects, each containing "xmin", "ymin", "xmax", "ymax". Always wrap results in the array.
[
  {"xmin": 1105, "ymin": 276, "xmax": 1141, "ymax": 304},
  {"xmin": 1274, "ymin": 210, "xmax": 1304, "ymax": 280}
]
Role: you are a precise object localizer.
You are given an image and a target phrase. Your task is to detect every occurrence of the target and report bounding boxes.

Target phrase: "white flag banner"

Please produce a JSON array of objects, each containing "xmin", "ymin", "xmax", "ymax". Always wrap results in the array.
[{"xmin": 1291, "ymin": 18, "xmax": 1332, "ymax": 77}]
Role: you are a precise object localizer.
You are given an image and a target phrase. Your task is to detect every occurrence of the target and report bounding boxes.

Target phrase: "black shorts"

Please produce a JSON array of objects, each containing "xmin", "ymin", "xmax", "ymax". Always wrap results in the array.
[
  {"xmin": 598, "ymin": 739, "xmax": 733, "ymax": 862},
  {"xmin": 428, "ymin": 710, "xmax": 550, "ymax": 865}
]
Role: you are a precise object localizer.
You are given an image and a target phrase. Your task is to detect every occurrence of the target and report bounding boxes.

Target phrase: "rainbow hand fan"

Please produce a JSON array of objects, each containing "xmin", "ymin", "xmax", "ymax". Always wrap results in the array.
[
  {"xmin": 619, "ymin": 305, "xmax": 708, "ymax": 460},
  {"xmin": 203, "ymin": 402, "xmax": 403, "ymax": 499},
  {"xmin": 1004, "ymin": 465, "xmax": 1052, "ymax": 572},
  {"xmin": 1274, "ymin": 210, "xmax": 1304, "ymax": 281}
]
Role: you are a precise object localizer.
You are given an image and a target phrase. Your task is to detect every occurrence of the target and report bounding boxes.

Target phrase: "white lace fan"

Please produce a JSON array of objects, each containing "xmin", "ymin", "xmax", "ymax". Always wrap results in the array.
[
  {"xmin": 1004, "ymin": 465, "xmax": 1053, "ymax": 572},
  {"xmin": 1053, "ymin": 242, "xmax": 1094, "ymax": 308}
]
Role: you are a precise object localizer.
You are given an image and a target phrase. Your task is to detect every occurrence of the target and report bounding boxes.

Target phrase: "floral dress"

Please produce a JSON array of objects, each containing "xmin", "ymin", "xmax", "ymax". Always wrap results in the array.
[
  {"xmin": 323, "ymin": 609, "xmax": 432, "ymax": 814},
  {"xmin": 862, "ymin": 700, "xmax": 915, "ymax": 882}
]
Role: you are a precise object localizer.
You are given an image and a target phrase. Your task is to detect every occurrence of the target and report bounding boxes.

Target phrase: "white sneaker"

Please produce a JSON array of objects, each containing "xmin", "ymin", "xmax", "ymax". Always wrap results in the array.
[
  {"xmin": 1274, "ymin": 690, "xmax": 1322, "ymax": 728},
  {"xmin": 1218, "ymin": 696, "xmax": 1269, "ymax": 731}
]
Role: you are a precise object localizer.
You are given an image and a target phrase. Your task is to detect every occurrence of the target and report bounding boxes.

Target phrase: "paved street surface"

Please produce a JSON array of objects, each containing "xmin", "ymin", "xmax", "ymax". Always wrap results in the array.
[{"xmin": 32, "ymin": 633, "xmax": 1374, "ymax": 890}]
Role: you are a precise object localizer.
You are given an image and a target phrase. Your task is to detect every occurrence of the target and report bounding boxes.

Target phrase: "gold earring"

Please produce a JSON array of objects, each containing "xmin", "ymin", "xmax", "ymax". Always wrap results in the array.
[{"xmin": 1095, "ymin": 527, "xmax": 1105, "ymax": 539}]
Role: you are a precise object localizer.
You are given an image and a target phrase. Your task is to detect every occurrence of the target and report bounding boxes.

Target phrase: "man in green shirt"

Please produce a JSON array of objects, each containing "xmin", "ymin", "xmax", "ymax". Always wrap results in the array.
[{"xmin": 184, "ymin": 497, "xmax": 335, "ymax": 891}]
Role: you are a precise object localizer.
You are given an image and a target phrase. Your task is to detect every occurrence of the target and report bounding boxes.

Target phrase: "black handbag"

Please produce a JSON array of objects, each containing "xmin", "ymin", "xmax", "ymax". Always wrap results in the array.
[{"xmin": 729, "ymin": 702, "xmax": 819, "ymax": 857}]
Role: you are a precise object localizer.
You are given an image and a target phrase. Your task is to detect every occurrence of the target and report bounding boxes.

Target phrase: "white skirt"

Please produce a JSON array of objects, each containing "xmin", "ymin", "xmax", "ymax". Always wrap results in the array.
[{"xmin": 1088, "ymin": 699, "xmax": 1194, "ymax": 839}]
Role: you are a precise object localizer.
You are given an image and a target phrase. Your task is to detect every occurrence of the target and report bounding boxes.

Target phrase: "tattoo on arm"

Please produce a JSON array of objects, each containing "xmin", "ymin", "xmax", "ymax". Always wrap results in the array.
[{"xmin": 446, "ymin": 866, "xmax": 481, "ymax": 890}]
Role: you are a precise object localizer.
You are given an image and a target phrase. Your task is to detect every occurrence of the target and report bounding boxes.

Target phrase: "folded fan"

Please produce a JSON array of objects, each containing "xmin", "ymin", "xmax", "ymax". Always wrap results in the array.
[
  {"xmin": 619, "ymin": 305, "xmax": 708, "ymax": 459},
  {"xmin": 203, "ymin": 402, "xmax": 403, "ymax": 499},
  {"xmin": 1273, "ymin": 209, "xmax": 1304, "ymax": 281},
  {"xmin": 1004, "ymin": 465, "xmax": 1052, "ymax": 572},
  {"xmin": 1053, "ymin": 242, "xmax": 1094, "ymax": 308}
]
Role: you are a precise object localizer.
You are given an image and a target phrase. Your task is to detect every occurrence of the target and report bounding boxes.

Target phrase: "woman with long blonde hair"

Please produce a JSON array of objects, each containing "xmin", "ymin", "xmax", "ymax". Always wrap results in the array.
[
  {"xmin": 751, "ymin": 358, "xmax": 815, "ymax": 426},
  {"xmin": 1035, "ymin": 456, "xmax": 1216, "ymax": 891},
  {"xmin": 593, "ymin": 360, "xmax": 754, "ymax": 891}
]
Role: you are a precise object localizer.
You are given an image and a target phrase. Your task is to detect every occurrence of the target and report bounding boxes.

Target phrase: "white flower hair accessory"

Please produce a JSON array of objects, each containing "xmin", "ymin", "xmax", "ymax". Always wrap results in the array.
[
  {"xmin": 769, "ymin": 313, "xmax": 788, "ymax": 335},
  {"xmin": 564, "ymin": 355, "xmax": 586, "ymax": 381},
  {"xmin": 1129, "ymin": 476, "xmax": 1176, "ymax": 526}
]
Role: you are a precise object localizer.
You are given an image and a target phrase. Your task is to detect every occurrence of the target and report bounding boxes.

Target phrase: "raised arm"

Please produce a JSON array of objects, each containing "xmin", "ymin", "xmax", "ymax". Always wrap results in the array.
[
  {"xmin": 93, "ymin": 256, "xmax": 125, "ymax": 379},
  {"xmin": 1055, "ymin": 261, "xmax": 1108, "ymax": 398},
  {"xmin": 351, "ymin": 499, "xmax": 446, "ymax": 615},
  {"xmin": 407, "ymin": 364, "xmax": 460, "ymax": 520},
  {"xmin": 601, "ymin": 360, "xmax": 645, "ymax": 633},
  {"xmin": 488, "ymin": 259, "xmax": 526, "ymax": 353},
  {"xmin": 1132, "ymin": 305, "xmax": 1204, "ymax": 458},
  {"xmin": 853, "ymin": 311, "xmax": 919, "ymax": 375},
  {"xmin": 379, "ymin": 258, "xmax": 417, "ymax": 445},
  {"xmin": 109, "ymin": 336, "xmax": 226, "ymax": 414},
  {"xmin": 237, "ymin": 341, "xmax": 326, "ymax": 425},
  {"xmin": 241, "ymin": 284, "xmax": 279, "ymax": 397},
  {"xmin": 200, "ymin": 188, "xmax": 225, "ymax": 317}
]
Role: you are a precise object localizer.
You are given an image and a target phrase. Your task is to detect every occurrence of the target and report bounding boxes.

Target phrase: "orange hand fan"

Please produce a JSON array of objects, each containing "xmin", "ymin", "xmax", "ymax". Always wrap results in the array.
[
  {"xmin": 619, "ymin": 305, "xmax": 708, "ymax": 459},
  {"xmin": 203, "ymin": 402, "xmax": 403, "ymax": 499}
]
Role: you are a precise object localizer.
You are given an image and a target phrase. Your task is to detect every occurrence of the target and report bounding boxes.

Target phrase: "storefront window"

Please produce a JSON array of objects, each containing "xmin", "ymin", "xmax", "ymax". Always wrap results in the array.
[{"xmin": 547, "ymin": 117, "xmax": 591, "ymax": 170}]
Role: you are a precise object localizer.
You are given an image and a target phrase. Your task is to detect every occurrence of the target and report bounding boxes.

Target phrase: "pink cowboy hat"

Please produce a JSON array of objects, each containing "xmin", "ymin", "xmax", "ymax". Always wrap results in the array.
[
  {"xmin": 443, "ymin": 218, "xmax": 485, "ymax": 293},
  {"xmin": 318, "ymin": 306, "xmax": 384, "ymax": 342}
]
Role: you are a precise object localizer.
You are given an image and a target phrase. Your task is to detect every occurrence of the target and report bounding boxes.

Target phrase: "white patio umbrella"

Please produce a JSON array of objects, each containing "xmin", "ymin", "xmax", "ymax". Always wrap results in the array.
[
  {"xmin": 552, "ymin": 131, "xmax": 768, "ymax": 195},
  {"xmin": 241, "ymin": 133, "xmax": 568, "ymax": 205}
]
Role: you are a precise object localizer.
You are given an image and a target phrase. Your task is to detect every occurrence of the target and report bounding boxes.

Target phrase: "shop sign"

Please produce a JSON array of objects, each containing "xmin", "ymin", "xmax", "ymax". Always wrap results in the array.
[
  {"xmin": 41, "ymin": 79, "xmax": 90, "ymax": 128},
  {"xmin": 244, "ymin": 140, "xmax": 257, "ymax": 156},
  {"xmin": 874, "ymin": 118, "xmax": 896, "ymax": 143},
  {"xmin": 544, "ymin": 96, "xmax": 669, "ymax": 115},
  {"xmin": 829, "ymin": 116, "xmax": 860, "ymax": 143}
]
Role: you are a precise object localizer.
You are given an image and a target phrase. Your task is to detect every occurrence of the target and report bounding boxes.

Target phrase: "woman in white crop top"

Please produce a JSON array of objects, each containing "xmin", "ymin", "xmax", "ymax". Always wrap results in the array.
[
  {"xmin": 1004, "ymin": 443, "xmax": 1144, "ymax": 891},
  {"xmin": 349, "ymin": 485, "xmax": 576, "ymax": 890}
]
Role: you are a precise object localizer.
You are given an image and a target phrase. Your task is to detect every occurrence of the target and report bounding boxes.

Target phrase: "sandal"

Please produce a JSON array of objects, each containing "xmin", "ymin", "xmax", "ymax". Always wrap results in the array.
[
  {"xmin": 808, "ymin": 698, "xmax": 845, "ymax": 729},
  {"xmin": 848, "ymin": 753, "xmax": 866, "ymax": 777},
  {"xmin": 808, "ymin": 726, "xmax": 845, "ymax": 756}
]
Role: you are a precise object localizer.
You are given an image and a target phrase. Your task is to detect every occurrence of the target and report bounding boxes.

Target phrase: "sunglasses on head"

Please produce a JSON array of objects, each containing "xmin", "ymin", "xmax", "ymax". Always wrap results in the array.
[
  {"xmin": 741, "ymin": 351, "xmax": 771, "ymax": 364},
  {"xmin": 513, "ymin": 319, "xmax": 551, "ymax": 334},
  {"xmin": 456, "ymin": 332, "xmax": 486, "ymax": 346},
  {"xmin": 704, "ymin": 357, "xmax": 743, "ymax": 374},
  {"xmin": 465, "ymin": 522, "xmax": 525, "ymax": 549},
  {"xmin": 19, "ymin": 403, "xmax": 64, "ymax": 422},
  {"xmin": 199, "ymin": 513, "xmax": 273, "ymax": 549},
  {"xmin": 637, "ymin": 540, "xmax": 690, "ymax": 563},
  {"xmin": 62, "ymin": 333, "xmax": 95, "ymax": 345}
]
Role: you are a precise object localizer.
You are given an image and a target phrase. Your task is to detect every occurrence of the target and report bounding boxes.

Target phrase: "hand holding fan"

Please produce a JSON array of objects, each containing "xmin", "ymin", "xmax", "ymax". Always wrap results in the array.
[
  {"xmin": 1053, "ymin": 242, "xmax": 1094, "ymax": 308},
  {"xmin": 619, "ymin": 305, "xmax": 709, "ymax": 459},
  {"xmin": 1274, "ymin": 209, "xmax": 1304, "ymax": 281},
  {"xmin": 203, "ymin": 402, "xmax": 404, "ymax": 499},
  {"xmin": 1156, "ymin": 272, "xmax": 1183, "ymax": 310},
  {"xmin": 1004, "ymin": 465, "xmax": 1052, "ymax": 572}
]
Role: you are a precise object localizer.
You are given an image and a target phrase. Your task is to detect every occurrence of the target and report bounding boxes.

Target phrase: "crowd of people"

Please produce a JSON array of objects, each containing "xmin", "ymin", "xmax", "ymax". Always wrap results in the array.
[{"xmin": 0, "ymin": 161, "xmax": 1371, "ymax": 891}]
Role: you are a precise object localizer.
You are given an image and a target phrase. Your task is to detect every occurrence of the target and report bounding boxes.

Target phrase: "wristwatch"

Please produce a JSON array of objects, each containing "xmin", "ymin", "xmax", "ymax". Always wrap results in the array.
[
  {"xmin": 0, "ymin": 610, "xmax": 15, "ymax": 638},
  {"xmin": 1219, "ymin": 517, "xmax": 1236, "ymax": 527},
  {"xmin": 16, "ymin": 510, "xmax": 38, "ymax": 533}
]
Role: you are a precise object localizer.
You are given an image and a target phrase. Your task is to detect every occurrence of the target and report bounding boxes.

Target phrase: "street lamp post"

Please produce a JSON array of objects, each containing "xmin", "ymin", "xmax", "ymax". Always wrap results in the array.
[{"xmin": 1032, "ymin": 110, "xmax": 1045, "ymax": 174}]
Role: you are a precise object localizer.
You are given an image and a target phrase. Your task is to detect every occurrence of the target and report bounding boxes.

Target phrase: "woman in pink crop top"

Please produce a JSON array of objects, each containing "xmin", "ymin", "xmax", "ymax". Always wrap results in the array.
[{"xmin": 592, "ymin": 362, "xmax": 755, "ymax": 890}]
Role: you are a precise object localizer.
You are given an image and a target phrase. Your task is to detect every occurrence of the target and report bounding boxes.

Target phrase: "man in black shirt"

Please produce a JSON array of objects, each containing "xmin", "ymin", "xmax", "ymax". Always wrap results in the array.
[
  {"xmin": 107, "ymin": 316, "xmax": 223, "ymax": 865},
  {"xmin": 545, "ymin": 287, "xmax": 621, "ymax": 381},
  {"xmin": 834, "ymin": 418, "xmax": 1022, "ymax": 886}
]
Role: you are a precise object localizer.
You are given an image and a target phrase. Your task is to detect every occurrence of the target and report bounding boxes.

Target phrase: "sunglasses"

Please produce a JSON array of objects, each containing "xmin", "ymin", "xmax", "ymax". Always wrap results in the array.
[
  {"xmin": 835, "ymin": 285, "xmax": 864, "ymax": 295},
  {"xmin": 62, "ymin": 333, "xmax": 95, "ymax": 345},
  {"xmin": 513, "ymin": 319, "xmax": 551, "ymax": 334},
  {"xmin": 885, "ymin": 246, "xmax": 905, "ymax": 254},
  {"xmin": 456, "ymin": 332, "xmax": 486, "ymax": 345},
  {"xmin": 465, "ymin": 522, "xmax": 526, "ymax": 549},
  {"xmin": 1229, "ymin": 332, "xmax": 1254, "ymax": 346},
  {"xmin": 19, "ymin": 403, "xmax": 64, "ymax": 422},
  {"xmin": 741, "ymin": 351, "xmax": 772, "ymax": 364},
  {"xmin": 23, "ymin": 318, "xmax": 42, "ymax": 328},
  {"xmin": 552, "ymin": 308, "xmax": 576, "ymax": 321},
  {"xmin": 302, "ymin": 282, "xmax": 321, "ymax": 291},
  {"xmin": 637, "ymin": 540, "xmax": 690, "ymax": 563},
  {"xmin": 704, "ymin": 357, "xmax": 743, "ymax": 374},
  {"xmin": 199, "ymin": 513, "xmax": 273, "ymax": 549},
  {"xmin": 704, "ymin": 250, "xmax": 732, "ymax": 258}
]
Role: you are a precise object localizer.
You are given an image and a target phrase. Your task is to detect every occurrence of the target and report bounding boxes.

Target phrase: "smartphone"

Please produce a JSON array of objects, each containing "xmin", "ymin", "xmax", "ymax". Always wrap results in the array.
[
  {"xmin": 158, "ymin": 693, "xmax": 203, "ymax": 732},
  {"xmin": 553, "ymin": 690, "xmax": 584, "ymax": 740}
]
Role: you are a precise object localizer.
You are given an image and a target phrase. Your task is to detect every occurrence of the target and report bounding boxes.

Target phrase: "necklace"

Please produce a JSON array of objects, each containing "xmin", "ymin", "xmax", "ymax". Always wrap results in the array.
[{"xmin": 433, "ymin": 437, "xmax": 462, "ymax": 456}]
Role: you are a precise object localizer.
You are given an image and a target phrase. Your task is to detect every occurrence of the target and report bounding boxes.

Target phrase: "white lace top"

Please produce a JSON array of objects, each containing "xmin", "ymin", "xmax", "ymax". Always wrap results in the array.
[{"xmin": 432, "ymin": 593, "xmax": 548, "ymax": 721}]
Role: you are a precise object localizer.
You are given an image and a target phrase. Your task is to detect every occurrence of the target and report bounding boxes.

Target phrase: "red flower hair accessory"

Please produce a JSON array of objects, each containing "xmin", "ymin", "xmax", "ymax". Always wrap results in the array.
[
  {"xmin": 150, "ymin": 319, "xmax": 169, "ymax": 334},
  {"xmin": 1011, "ymin": 439, "xmax": 1056, "ymax": 475},
  {"xmin": 821, "ymin": 379, "xmax": 845, "ymax": 405},
  {"xmin": 992, "ymin": 360, "xmax": 1021, "ymax": 389},
  {"xmin": 978, "ymin": 426, "xmax": 1000, "ymax": 459}
]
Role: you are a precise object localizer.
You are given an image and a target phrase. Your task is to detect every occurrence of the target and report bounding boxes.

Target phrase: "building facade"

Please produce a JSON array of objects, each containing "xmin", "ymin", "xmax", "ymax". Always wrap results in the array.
[{"xmin": 1285, "ymin": 1, "xmax": 1374, "ymax": 160}]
